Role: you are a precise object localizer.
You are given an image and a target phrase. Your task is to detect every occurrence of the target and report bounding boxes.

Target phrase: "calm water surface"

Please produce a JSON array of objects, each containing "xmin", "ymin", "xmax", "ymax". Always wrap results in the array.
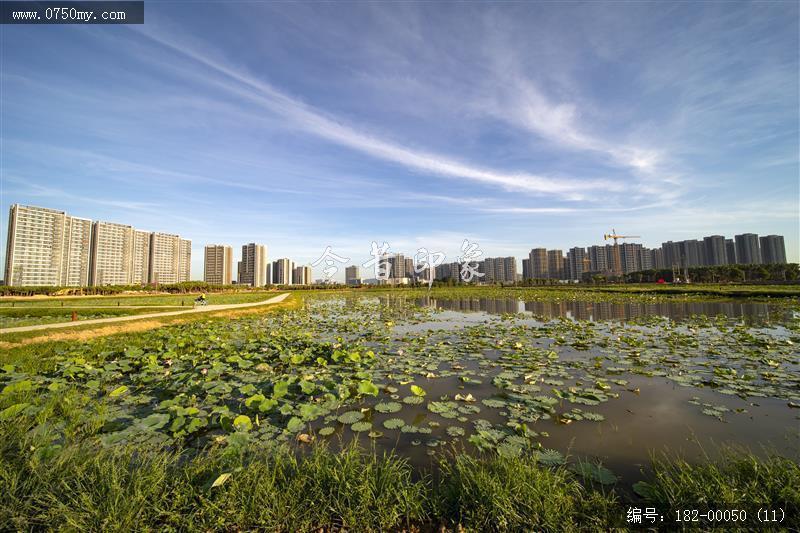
[{"xmin": 319, "ymin": 295, "xmax": 800, "ymax": 481}]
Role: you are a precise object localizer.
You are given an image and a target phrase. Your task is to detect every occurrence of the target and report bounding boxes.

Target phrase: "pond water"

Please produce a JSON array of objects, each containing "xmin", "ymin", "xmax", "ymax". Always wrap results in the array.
[
  {"xmin": 412, "ymin": 295, "xmax": 793, "ymax": 323},
  {"xmin": 314, "ymin": 295, "xmax": 800, "ymax": 482},
  {"xmin": 5, "ymin": 291, "xmax": 797, "ymax": 489}
]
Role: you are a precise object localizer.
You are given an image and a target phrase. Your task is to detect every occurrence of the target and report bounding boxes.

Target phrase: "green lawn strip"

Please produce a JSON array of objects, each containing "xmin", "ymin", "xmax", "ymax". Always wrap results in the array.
[
  {"xmin": 0, "ymin": 307, "xmax": 186, "ymax": 327},
  {"xmin": 0, "ymin": 291, "xmax": 280, "ymax": 308},
  {"xmin": 0, "ymin": 293, "xmax": 293, "ymax": 350}
]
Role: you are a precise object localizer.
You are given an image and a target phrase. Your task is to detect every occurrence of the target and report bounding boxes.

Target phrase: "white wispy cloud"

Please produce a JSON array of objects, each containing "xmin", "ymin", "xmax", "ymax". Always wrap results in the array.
[{"xmin": 130, "ymin": 26, "xmax": 621, "ymax": 199}]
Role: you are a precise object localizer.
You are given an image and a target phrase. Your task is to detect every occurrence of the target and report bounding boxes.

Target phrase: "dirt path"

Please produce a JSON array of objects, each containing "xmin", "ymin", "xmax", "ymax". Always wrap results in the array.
[{"xmin": 0, "ymin": 293, "xmax": 290, "ymax": 334}]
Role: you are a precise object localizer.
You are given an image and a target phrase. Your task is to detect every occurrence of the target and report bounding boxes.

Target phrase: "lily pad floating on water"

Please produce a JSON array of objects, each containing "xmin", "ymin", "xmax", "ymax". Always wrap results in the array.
[
  {"xmin": 383, "ymin": 418, "xmax": 405, "ymax": 430},
  {"xmin": 446, "ymin": 426, "xmax": 465, "ymax": 437},
  {"xmin": 571, "ymin": 462, "xmax": 618, "ymax": 485},
  {"xmin": 337, "ymin": 411, "xmax": 364, "ymax": 424},
  {"xmin": 351, "ymin": 421, "xmax": 372, "ymax": 432},
  {"xmin": 318, "ymin": 426, "xmax": 335, "ymax": 436},
  {"xmin": 374, "ymin": 402, "xmax": 402, "ymax": 413},
  {"xmin": 402, "ymin": 396, "xmax": 425, "ymax": 405}
]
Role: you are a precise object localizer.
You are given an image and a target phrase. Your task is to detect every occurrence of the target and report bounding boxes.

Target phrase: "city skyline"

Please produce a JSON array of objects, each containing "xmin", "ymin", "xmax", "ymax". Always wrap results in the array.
[
  {"xmin": 1, "ymin": 2, "xmax": 798, "ymax": 279},
  {"xmin": 3, "ymin": 202, "xmax": 791, "ymax": 286}
]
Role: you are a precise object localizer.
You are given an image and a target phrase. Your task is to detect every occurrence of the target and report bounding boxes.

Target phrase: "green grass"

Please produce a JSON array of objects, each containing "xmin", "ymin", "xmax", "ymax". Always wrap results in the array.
[
  {"xmin": 0, "ymin": 307, "xmax": 185, "ymax": 327},
  {"xmin": 1, "ymin": 429, "xmax": 796, "ymax": 531},
  {"xmin": 0, "ymin": 291, "xmax": 278, "ymax": 308}
]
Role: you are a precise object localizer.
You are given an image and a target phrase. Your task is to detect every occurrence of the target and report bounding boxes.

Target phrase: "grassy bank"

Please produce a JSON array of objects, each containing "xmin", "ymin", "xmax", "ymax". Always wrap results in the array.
[
  {"xmin": 0, "ymin": 306, "xmax": 185, "ymax": 327},
  {"xmin": 0, "ymin": 290, "xmax": 279, "ymax": 308},
  {"xmin": 0, "ymin": 436, "xmax": 796, "ymax": 531},
  {"xmin": 0, "ymin": 293, "xmax": 297, "ymax": 349}
]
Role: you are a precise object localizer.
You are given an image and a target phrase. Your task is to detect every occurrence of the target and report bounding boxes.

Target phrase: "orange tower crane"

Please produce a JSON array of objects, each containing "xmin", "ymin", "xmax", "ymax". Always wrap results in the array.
[{"xmin": 603, "ymin": 229, "xmax": 641, "ymax": 277}]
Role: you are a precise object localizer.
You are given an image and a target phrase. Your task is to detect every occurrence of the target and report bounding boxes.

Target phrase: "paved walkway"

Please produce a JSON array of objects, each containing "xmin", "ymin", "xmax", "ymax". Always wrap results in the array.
[{"xmin": 0, "ymin": 293, "xmax": 291, "ymax": 334}]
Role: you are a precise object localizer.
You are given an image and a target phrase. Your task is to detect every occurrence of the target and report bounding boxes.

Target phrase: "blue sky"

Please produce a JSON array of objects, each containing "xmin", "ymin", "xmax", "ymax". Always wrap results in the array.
[{"xmin": 2, "ymin": 1, "xmax": 798, "ymax": 280}]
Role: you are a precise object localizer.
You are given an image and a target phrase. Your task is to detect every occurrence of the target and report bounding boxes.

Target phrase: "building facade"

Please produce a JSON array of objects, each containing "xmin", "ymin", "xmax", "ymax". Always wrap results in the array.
[
  {"xmin": 345, "ymin": 265, "xmax": 361, "ymax": 285},
  {"xmin": 239, "ymin": 243, "xmax": 268, "ymax": 286},
  {"xmin": 759, "ymin": 235, "xmax": 786, "ymax": 264},
  {"xmin": 204, "ymin": 245, "xmax": 233, "ymax": 285},
  {"xmin": 703, "ymin": 235, "xmax": 727, "ymax": 266},
  {"xmin": 149, "ymin": 232, "xmax": 192, "ymax": 285},
  {"xmin": 272, "ymin": 258, "xmax": 295, "ymax": 285},
  {"xmin": 529, "ymin": 248, "xmax": 548, "ymax": 279},
  {"xmin": 90, "ymin": 221, "xmax": 134, "ymax": 286},
  {"xmin": 734, "ymin": 234, "xmax": 761, "ymax": 264},
  {"xmin": 293, "ymin": 265, "xmax": 313, "ymax": 285},
  {"xmin": 5, "ymin": 204, "xmax": 92, "ymax": 286}
]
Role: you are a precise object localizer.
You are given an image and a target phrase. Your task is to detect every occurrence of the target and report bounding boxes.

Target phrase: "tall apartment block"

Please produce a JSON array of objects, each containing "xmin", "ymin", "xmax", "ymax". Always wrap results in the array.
[
  {"xmin": 90, "ymin": 221, "xmax": 135, "ymax": 285},
  {"xmin": 703, "ymin": 235, "xmax": 727, "ymax": 266},
  {"xmin": 759, "ymin": 235, "xmax": 787, "ymax": 264},
  {"xmin": 5, "ymin": 204, "xmax": 92, "ymax": 286},
  {"xmin": 566, "ymin": 247, "xmax": 587, "ymax": 280},
  {"xmin": 734, "ymin": 234, "xmax": 761, "ymax": 264},
  {"xmin": 5, "ymin": 204, "xmax": 190, "ymax": 287},
  {"xmin": 150, "ymin": 232, "xmax": 192, "ymax": 285},
  {"xmin": 238, "ymin": 243, "xmax": 268, "ymax": 286},
  {"xmin": 272, "ymin": 258, "xmax": 294, "ymax": 285},
  {"xmin": 293, "ymin": 265, "xmax": 312, "ymax": 285},
  {"xmin": 547, "ymin": 250, "xmax": 564, "ymax": 279},
  {"xmin": 483, "ymin": 257, "xmax": 517, "ymax": 283},
  {"xmin": 204, "ymin": 245, "xmax": 233, "ymax": 285},
  {"xmin": 345, "ymin": 265, "xmax": 361, "ymax": 285},
  {"xmin": 387, "ymin": 254, "xmax": 407, "ymax": 280},
  {"xmin": 521, "ymin": 258, "xmax": 531, "ymax": 280},
  {"xmin": 725, "ymin": 239, "xmax": 737, "ymax": 264},
  {"xmin": 529, "ymin": 248, "xmax": 548, "ymax": 279}
]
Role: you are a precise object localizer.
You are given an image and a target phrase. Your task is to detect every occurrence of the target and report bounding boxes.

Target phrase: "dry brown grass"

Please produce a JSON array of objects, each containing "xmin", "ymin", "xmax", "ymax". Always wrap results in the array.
[{"xmin": 0, "ymin": 296, "xmax": 299, "ymax": 348}]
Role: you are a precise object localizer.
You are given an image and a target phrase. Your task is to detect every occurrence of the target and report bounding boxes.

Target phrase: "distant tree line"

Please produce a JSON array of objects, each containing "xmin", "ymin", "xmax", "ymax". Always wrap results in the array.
[{"xmin": 622, "ymin": 263, "xmax": 799, "ymax": 284}]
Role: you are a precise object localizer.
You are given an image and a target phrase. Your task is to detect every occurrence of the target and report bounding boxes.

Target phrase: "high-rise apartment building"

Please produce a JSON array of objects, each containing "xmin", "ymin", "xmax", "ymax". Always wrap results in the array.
[
  {"xmin": 272, "ymin": 258, "xmax": 294, "ymax": 285},
  {"xmin": 387, "ymin": 254, "xmax": 407, "ymax": 280},
  {"xmin": 61, "ymin": 215, "xmax": 93, "ymax": 287},
  {"xmin": 345, "ymin": 265, "xmax": 361, "ymax": 285},
  {"xmin": 734, "ymin": 234, "xmax": 761, "ymax": 264},
  {"xmin": 239, "ymin": 243, "xmax": 268, "ymax": 286},
  {"xmin": 404, "ymin": 257, "xmax": 414, "ymax": 280},
  {"xmin": 759, "ymin": 235, "xmax": 786, "ymax": 264},
  {"xmin": 483, "ymin": 257, "xmax": 516, "ymax": 283},
  {"xmin": 90, "ymin": 221, "xmax": 134, "ymax": 286},
  {"xmin": 587, "ymin": 245, "xmax": 609, "ymax": 273},
  {"xmin": 149, "ymin": 232, "xmax": 192, "ymax": 284},
  {"xmin": 566, "ymin": 247, "xmax": 587, "ymax": 280},
  {"xmin": 725, "ymin": 239, "xmax": 737, "ymax": 265},
  {"xmin": 652, "ymin": 248, "xmax": 665, "ymax": 269},
  {"xmin": 547, "ymin": 250, "xmax": 564, "ymax": 279},
  {"xmin": 619, "ymin": 243, "xmax": 643, "ymax": 274},
  {"xmin": 703, "ymin": 235, "xmax": 727, "ymax": 266},
  {"xmin": 522, "ymin": 258, "xmax": 531, "ymax": 280},
  {"xmin": 529, "ymin": 248, "xmax": 548, "ymax": 279},
  {"xmin": 293, "ymin": 265, "xmax": 313, "ymax": 285},
  {"xmin": 5, "ymin": 204, "xmax": 192, "ymax": 287},
  {"xmin": 204, "ymin": 245, "xmax": 233, "ymax": 285},
  {"xmin": 4, "ymin": 204, "xmax": 92, "ymax": 286}
]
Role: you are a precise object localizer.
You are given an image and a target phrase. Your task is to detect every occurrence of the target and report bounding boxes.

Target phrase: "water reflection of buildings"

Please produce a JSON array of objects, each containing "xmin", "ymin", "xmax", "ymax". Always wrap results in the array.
[{"xmin": 416, "ymin": 297, "xmax": 777, "ymax": 322}]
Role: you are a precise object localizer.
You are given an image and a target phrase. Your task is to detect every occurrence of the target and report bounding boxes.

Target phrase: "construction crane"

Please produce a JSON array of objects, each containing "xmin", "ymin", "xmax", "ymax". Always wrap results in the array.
[
  {"xmin": 603, "ymin": 229, "xmax": 641, "ymax": 245},
  {"xmin": 603, "ymin": 229, "xmax": 641, "ymax": 278}
]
